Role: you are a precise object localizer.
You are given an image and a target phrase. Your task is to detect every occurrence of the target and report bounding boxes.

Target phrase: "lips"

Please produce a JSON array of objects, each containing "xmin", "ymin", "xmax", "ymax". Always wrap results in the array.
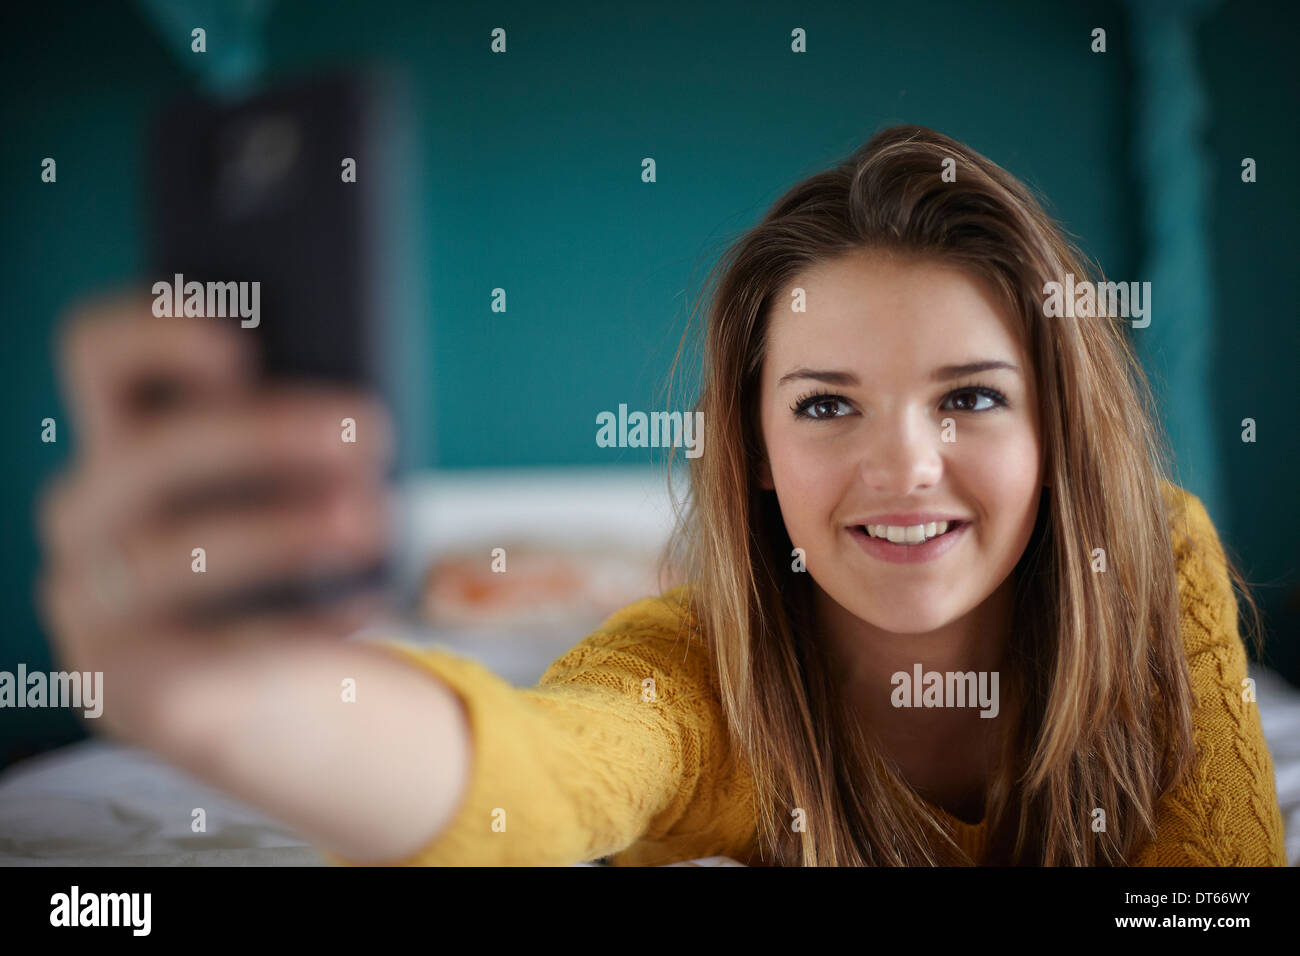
[{"xmin": 846, "ymin": 520, "xmax": 970, "ymax": 564}]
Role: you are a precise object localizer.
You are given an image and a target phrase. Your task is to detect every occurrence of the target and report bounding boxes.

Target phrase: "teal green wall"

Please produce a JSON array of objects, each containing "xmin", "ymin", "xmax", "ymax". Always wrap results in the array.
[
  {"xmin": 2, "ymin": 2, "xmax": 193, "ymax": 767},
  {"xmin": 1201, "ymin": 1, "xmax": 1300, "ymax": 681},
  {"xmin": 2, "ymin": 0, "xmax": 1295, "ymax": 769}
]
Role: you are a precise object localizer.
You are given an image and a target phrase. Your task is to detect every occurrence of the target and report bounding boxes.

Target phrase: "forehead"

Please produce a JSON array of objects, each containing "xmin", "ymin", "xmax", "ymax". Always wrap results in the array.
[{"xmin": 765, "ymin": 251, "xmax": 1024, "ymax": 373}]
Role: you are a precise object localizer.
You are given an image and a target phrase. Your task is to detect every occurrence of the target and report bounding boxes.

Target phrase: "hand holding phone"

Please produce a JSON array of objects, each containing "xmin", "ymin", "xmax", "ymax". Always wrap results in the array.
[
  {"xmin": 141, "ymin": 70, "xmax": 420, "ymax": 618},
  {"xmin": 36, "ymin": 292, "xmax": 394, "ymax": 744}
]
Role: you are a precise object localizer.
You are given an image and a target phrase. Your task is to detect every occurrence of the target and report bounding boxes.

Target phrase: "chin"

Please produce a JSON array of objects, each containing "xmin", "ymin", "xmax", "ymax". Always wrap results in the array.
[
  {"xmin": 849, "ymin": 592, "xmax": 960, "ymax": 635},
  {"xmin": 873, "ymin": 612, "xmax": 955, "ymax": 635}
]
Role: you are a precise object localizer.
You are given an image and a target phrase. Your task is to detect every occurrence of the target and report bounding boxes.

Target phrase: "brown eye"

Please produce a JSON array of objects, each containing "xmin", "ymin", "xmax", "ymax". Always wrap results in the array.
[
  {"xmin": 793, "ymin": 395, "xmax": 851, "ymax": 420},
  {"xmin": 941, "ymin": 386, "xmax": 1006, "ymax": 413}
]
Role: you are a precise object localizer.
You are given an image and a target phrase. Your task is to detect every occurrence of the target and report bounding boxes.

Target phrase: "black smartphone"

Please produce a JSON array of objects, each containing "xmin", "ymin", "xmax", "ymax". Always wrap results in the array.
[{"xmin": 143, "ymin": 68, "xmax": 428, "ymax": 623}]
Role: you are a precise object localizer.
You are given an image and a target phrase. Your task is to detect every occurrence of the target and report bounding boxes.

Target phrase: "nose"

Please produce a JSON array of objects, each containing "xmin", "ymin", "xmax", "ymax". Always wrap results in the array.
[{"xmin": 857, "ymin": 410, "xmax": 944, "ymax": 496}]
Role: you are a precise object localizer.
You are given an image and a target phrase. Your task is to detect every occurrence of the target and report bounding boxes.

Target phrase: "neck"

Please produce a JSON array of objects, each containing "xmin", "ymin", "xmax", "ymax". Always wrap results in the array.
[
  {"xmin": 814, "ymin": 574, "xmax": 1017, "ymax": 805},
  {"xmin": 816, "ymin": 575, "xmax": 1015, "ymax": 702}
]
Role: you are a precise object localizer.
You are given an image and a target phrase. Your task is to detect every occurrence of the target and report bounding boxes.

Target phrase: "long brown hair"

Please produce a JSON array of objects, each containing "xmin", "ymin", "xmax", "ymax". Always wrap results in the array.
[{"xmin": 656, "ymin": 124, "xmax": 1260, "ymax": 865}]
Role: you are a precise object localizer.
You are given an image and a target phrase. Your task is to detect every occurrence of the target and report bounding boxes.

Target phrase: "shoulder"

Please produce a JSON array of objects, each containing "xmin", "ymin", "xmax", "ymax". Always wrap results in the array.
[
  {"xmin": 1137, "ymin": 482, "xmax": 1287, "ymax": 865},
  {"xmin": 1159, "ymin": 481, "xmax": 1249, "ymax": 725},
  {"xmin": 1161, "ymin": 481, "xmax": 1238, "ymax": 660},
  {"xmin": 537, "ymin": 587, "xmax": 760, "ymax": 864},
  {"xmin": 536, "ymin": 585, "xmax": 714, "ymax": 693},
  {"xmin": 595, "ymin": 584, "xmax": 704, "ymax": 641}
]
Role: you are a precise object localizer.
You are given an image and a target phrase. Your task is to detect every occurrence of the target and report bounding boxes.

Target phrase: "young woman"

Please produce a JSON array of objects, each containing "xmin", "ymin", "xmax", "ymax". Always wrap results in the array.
[
  {"xmin": 650, "ymin": 125, "xmax": 1286, "ymax": 865},
  {"xmin": 37, "ymin": 126, "xmax": 1286, "ymax": 867}
]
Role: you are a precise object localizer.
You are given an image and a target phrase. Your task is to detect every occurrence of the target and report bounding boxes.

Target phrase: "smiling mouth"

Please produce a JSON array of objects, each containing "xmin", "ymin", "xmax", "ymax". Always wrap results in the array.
[{"xmin": 852, "ymin": 520, "xmax": 970, "ymax": 545}]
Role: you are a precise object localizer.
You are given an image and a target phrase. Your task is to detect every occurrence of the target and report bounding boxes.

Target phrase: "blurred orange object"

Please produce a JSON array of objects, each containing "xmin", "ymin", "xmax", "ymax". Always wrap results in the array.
[{"xmin": 420, "ymin": 540, "xmax": 677, "ymax": 631}]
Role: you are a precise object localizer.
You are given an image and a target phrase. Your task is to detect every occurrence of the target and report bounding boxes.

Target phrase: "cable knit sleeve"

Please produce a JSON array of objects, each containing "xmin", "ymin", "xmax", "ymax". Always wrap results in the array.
[
  {"xmin": 1131, "ymin": 487, "xmax": 1287, "ymax": 866},
  {"xmin": 321, "ymin": 587, "xmax": 757, "ymax": 867}
]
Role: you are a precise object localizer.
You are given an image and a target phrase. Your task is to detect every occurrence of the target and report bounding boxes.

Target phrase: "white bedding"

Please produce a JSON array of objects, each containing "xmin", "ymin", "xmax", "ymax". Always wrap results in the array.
[{"xmin": 4, "ymin": 468, "xmax": 1296, "ymax": 866}]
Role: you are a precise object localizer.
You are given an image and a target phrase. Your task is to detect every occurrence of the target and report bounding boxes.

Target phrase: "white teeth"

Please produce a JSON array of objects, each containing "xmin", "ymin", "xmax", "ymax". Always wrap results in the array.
[{"xmin": 865, "ymin": 520, "xmax": 953, "ymax": 544}]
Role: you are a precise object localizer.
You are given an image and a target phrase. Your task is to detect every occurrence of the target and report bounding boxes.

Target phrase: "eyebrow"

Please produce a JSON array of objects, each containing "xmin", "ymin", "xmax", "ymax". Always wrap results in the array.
[{"xmin": 777, "ymin": 360, "xmax": 1020, "ymax": 388}]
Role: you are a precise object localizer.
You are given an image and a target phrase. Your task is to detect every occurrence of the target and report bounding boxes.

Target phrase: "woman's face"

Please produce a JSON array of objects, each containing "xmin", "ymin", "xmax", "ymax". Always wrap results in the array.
[{"xmin": 757, "ymin": 250, "xmax": 1044, "ymax": 634}]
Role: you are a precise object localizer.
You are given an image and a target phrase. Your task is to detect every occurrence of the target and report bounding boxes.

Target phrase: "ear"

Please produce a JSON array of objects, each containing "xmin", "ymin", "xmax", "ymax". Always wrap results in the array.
[{"xmin": 757, "ymin": 456, "xmax": 775, "ymax": 491}]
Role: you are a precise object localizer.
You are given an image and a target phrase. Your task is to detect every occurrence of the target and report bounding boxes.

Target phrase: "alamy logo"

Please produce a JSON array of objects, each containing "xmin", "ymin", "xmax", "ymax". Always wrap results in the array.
[
  {"xmin": 0, "ymin": 665, "xmax": 101, "ymax": 718},
  {"xmin": 1042, "ymin": 273, "xmax": 1151, "ymax": 328},
  {"xmin": 595, "ymin": 403, "xmax": 704, "ymax": 458},
  {"xmin": 152, "ymin": 273, "xmax": 261, "ymax": 328},
  {"xmin": 891, "ymin": 664, "xmax": 999, "ymax": 718},
  {"xmin": 50, "ymin": 886, "xmax": 150, "ymax": 936}
]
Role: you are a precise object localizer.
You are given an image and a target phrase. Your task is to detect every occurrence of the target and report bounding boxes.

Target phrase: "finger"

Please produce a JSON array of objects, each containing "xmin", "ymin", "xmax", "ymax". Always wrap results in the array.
[
  {"xmin": 47, "ymin": 472, "xmax": 392, "ymax": 632},
  {"xmin": 36, "ymin": 562, "xmax": 392, "ymax": 752},
  {"xmin": 41, "ymin": 387, "xmax": 394, "ymax": 564},
  {"xmin": 55, "ymin": 288, "xmax": 256, "ymax": 456},
  {"xmin": 31, "ymin": 573, "xmax": 209, "ymax": 745},
  {"xmin": 122, "ymin": 474, "xmax": 391, "ymax": 620},
  {"xmin": 223, "ymin": 590, "xmax": 393, "ymax": 641}
]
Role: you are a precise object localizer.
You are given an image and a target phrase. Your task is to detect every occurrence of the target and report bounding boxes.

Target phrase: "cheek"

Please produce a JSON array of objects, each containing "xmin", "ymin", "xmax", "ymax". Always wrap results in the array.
[
  {"xmin": 953, "ymin": 421, "xmax": 1041, "ymax": 535},
  {"xmin": 767, "ymin": 428, "xmax": 853, "ymax": 530}
]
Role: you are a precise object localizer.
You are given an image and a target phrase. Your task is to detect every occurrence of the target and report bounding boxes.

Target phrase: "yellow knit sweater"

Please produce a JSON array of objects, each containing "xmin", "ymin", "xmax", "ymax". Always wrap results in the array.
[{"xmin": 327, "ymin": 485, "xmax": 1287, "ymax": 866}]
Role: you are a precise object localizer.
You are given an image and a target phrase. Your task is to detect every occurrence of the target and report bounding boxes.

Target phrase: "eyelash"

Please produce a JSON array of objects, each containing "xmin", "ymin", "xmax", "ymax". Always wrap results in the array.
[{"xmin": 789, "ymin": 383, "xmax": 1009, "ymax": 420}]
